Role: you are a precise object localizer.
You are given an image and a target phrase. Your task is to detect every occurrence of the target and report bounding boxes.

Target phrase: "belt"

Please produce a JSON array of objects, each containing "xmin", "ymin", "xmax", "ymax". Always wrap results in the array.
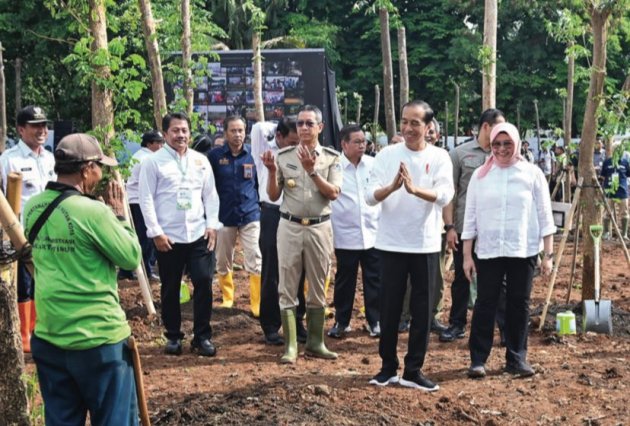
[
  {"xmin": 260, "ymin": 202, "xmax": 280, "ymax": 210},
  {"xmin": 280, "ymin": 212, "xmax": 330, "ymax": 226}
]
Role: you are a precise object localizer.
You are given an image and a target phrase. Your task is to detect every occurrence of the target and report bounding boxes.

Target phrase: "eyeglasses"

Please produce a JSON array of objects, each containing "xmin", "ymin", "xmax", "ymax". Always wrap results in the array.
[
  {"xmin": 297, "ymin": 120, "xmax": 318, "ymax": 128},
  {"xmin": 491, "ymin": 140, "xmax": 514, "ymax": 149}
]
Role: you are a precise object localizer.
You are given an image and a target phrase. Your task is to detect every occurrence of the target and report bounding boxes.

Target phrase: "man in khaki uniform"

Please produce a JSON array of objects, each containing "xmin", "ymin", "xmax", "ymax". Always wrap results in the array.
[{"xmin": 262, "ymin": 105, "xmax": 342, "ymax": 364}]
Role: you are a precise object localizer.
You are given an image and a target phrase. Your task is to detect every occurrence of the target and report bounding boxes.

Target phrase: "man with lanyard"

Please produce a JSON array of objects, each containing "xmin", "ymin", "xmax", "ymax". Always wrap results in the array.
[
  {"xmin": 366, "ymin": 100, "xmax": 453, "ymax": 391},
  {"xmin": 251, "ymin": 118, "xmax": 308, "ymax": 345},
  {"xmin": 208, "ymin": 116, "xmax": 262, "ymax": 317},
  {"xmin": 122, "ymin": 130, "xmax": 164, "ymax": 280},
  {"xmin": 139, "ymin": 112, "xmax": 221, "ymax": 356},
  {"xmin": 25, "ymin": 133, "xmax": 140, "ymax": 425},
  {"xmin": 0, "ymin": 105, "xmax": 56, "ymax": 352},
  {"xmin": 262, "ymin": 105, "xmax": 342, "ymax": 363},
  {"xmin": 440, "ymin": 109, "xmax": 505, "ymax": 343},
  {"xmin": 328, "ymin": 124, "xmax": 381, "ymax": 339}
]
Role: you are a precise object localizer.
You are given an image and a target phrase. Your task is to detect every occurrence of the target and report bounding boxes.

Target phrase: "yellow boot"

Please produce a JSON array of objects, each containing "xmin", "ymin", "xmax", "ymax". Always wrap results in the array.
[
  {"xmin": 18, "ymin": 301, "xmax": 32, "ymax": 353},
  {"xmin": 218, "ymin": 272, "xmax": 234, "ymax": 308},
  {"xmin": 249, "ymin": 274, "xmax": 261, "ymax": 318},
  {"xmin": 324, "ymin": 276, "xmax": 333, "ymax": 318}
]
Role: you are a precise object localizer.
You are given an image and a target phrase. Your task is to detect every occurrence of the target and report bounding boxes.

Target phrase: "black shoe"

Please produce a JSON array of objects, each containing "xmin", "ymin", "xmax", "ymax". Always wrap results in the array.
[
  {"xmin": 191, "ymin": 338, "xmax": 217, "ymax": 357},
  {"xmin": 164, "ymin": 338, "xmax": 182, "ymax": 355},
  {"xmin": 368, "ymin": 370, "xmax": 399, "ymax": 387},
  {"xmin": 264, "ymin": 332, "xmax": 284, "ymax": 346},
  {"xmin": 399, "ymin": 370, "xmax": 439, "ymax": 392},
  {"xmin": 467, "ymin": 364, "xmax": 486, "ymax": 379},
  {"xmin": 296, "ymin": 320, "xmax": 307, "ymax": 344},
  {"xmin": 327, "ymin": 322, "xmax": 351, "ymax": 338},
  {"xmin": 439, "ymin": 325, "xmax": 465, "ymax": 342},
  {"xmin": 499, "ymin": 328, "xmax": 506, "ymax": 347},
  {"xmin": 505, "ymin": 362, "xmax": 535, "ymax": 378},
  {"xmin": 398, "ymin": 319, "xmax": 410, "ymax": 333},
  {"xmin": 430, "ymin": 318, "xmax": 448, "ymax": 334}
]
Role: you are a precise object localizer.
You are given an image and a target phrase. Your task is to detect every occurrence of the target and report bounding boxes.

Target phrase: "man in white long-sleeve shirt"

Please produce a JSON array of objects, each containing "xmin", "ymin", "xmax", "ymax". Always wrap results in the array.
[
  {"xmin": 139, "ymin": 112, "xmax": 222, "ymax": 357},
  {"xmin": 366, "ymin": 100, "xmax": 454, "ymax": 392}
]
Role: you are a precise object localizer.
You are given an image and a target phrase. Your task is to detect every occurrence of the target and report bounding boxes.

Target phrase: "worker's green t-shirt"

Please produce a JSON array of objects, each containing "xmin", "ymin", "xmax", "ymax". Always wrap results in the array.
[{"xmin": 24, "ymin": 183, "xmax": 141, "ymax": 350}]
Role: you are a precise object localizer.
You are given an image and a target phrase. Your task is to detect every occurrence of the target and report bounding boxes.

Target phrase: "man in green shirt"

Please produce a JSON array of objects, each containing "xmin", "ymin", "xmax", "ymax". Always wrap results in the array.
[{"xmin": 24, "ymin": 133, "xmax": 141, "ymax": 426}]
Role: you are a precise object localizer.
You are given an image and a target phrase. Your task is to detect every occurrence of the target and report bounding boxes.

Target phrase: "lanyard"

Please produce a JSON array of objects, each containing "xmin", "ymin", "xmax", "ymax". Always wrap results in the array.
[{"xmin": 167, "ymin": 147, "xmax": 189, "ymax": 179}]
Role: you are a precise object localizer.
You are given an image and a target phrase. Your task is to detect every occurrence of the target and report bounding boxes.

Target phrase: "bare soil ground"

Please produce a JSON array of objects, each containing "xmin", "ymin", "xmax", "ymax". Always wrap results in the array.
[{"xmin": 27, "ymin": 237, "xmax": 630, "ymax": 425}]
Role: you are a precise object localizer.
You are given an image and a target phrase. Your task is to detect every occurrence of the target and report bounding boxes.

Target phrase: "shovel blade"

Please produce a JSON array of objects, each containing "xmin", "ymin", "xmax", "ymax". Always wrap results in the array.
[{"xmin": 582, "ymin": 299, "xmax": 613, "ymax": 335}]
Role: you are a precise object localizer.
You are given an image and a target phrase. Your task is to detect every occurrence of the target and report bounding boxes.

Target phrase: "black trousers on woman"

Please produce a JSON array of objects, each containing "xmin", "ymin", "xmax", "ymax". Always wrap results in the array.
[{"xmin": 469, "ymin": 256, "xmax": 536, "ymax": 367}]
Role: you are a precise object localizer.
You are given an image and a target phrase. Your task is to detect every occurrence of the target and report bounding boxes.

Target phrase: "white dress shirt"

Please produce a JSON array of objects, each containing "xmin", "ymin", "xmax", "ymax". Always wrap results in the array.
[
  {"xmin": 250, "ymin": 121, "xmax": 282, "ymax": 206},
  {"xmin": 0, "ymin": 140, "xmax": 56, "ymax": 209},
  {"xmin": 332, "ymin": 154, "xmax": 380, "ymax": 250},
  {"xmin": 366, "ymin": 143, "xmax": 454, "ymax": 253},
  {"xmin": 138, "ymin": 144, "xmax": 222, "ymax": 243},
  {"xmin": 462, "ymin": 160, "xmax": 556, "ymax": 259},
  {"xmin": 126, "ymin": 147, "xmax": 155, "ymax": 204}
]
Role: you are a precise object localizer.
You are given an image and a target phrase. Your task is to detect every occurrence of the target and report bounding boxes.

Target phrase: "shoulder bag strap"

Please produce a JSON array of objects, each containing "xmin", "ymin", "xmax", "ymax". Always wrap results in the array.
[{"xmin": 28, "ymin": 190, "xmax": 81, "ymax": 244}]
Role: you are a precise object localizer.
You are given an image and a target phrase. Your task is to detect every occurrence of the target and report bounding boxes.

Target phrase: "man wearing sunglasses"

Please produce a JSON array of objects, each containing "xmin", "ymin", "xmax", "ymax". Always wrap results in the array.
[{"xmin": 262, "ymin": 105, "xmax": 342, "ymax": 364}]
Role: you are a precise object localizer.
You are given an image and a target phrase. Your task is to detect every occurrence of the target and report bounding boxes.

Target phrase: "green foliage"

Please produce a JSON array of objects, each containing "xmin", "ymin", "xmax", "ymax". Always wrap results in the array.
[{"xmin": 23, "ymin": 371, "xmax": 44, "ymax": 425}]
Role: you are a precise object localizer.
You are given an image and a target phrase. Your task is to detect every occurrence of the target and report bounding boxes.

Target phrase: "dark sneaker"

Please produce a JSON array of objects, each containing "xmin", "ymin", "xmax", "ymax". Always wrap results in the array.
[
  {"xmin": 400, "ymin": 370, "xmax": 439, "ymax": 392},
  {"xmin": 296, "ymin": 320, "xmax": 307, "ymax": 344},
  {"xmin": 327, "ymin": 323, "xmax": 351, "ymax": 338},
  {"xmin": 431, "ymin": 318, "xmax": 448, "ymax": 334},
  {"xmin": 505, "ymin": 362, "xmax": 535, "ymax": 378},
  {"xmin": 264, "ymin": 332, "xmax": 284, "ymax": 346},
  {"xmin": 398, "ymin": 319, "xmax": 410, "ymax": 333},
  {"xmin": 439, "ymin": 325, "xmax": 465, "ymax": 342},
  {"xmin": 191, "ymin": 338, "xmax": 217, "ymax": 357},
  {"xmin": 369, "ymin": 370, "xmax": 399, "ymax": 387},
  {"xmin": 365, "ymin": 322, "xmax": 381, "ymax": 338},
  {"xmin": 164, "ymin": 339, "xmax": 182, "ymax": 355},
  {"xmin": 467, "ymin": 364, "xmax": 486, "ymax": 379}
]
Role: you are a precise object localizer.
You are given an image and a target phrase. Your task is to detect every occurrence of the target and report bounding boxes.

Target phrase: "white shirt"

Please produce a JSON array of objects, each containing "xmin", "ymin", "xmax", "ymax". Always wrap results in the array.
[
  {"xmin": 138, "ymin": 144, "xmax": 222, "ymax": 243},
  {"xmin": 0, "ymin": 140, "xmax": 56, "ymax": 209},
  {"xmin": 366, "ymin": 143, "xmax": 454, "ymax": 253},
  {"xmin": 461, "ymin": 160, "xmax": 556, "ymax": 259},
  {"xmin": 251, "ymin": 121, "xmax": 282, "ymax": 206},
  {"xmin": 126, "ymin": 147, "xmax": 155, "ymax": 204},
  {"xmin": 332, "ymin": 154, "xmax": 380, "ymax": 250},
  {"xmin": 538, "ymin": 150, "xmax": 555, "ymax": 176}
]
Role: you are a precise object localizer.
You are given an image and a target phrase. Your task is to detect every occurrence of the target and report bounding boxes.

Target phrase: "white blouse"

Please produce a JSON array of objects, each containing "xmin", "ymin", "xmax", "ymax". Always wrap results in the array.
[{"xmin": 461, "ymin": 160, "xmax": 556, "ymax": 259}]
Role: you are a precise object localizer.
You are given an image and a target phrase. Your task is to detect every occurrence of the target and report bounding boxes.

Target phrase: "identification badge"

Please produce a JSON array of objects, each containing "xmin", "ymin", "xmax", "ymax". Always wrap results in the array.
[
  {"xmin": 244, "ymin": 164, "xmax": 253, "ymax": 179},
  {"xmin": 177, "ymin": 187, "xmax": 193, "ymax": 210}
]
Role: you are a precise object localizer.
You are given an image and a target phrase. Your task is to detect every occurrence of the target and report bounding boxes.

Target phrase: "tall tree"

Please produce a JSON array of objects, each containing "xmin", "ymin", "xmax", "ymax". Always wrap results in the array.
[
  {"xmin": 138, "ymin": 0, "xmax": 167, "ymax": 129},
  {"xmin": 89, "ymin": 0, "xmax": 115, "ymax": 143},
  {"xmin": 379, "ymin": 6, "xmax": 396, "ymax": 139},
  {"xmin": 397, "ymin": 26, "xmax": 409, "ymax": 109},
  {"xmin": 181, "ymin": 0, "xmax": 193, "ymax": 116},
  {"xmin": 482, "ymin": 0, "xmax": 497, "ymax": 110},
  {"xmin": 577, "ymin": 0, "xmax": 628, "ymax": 301},
  {"xmin": 0, "ymin": 42, "xmax": 7, "ymax": 152}
]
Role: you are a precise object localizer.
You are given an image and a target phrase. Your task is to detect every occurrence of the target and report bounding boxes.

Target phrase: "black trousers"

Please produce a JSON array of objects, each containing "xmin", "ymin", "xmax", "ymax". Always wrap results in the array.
[
  {"xmin": 17, "ymin": 261, "xmax": 34, "ymax": 302},
  {"xmin": 469, "ymin": 256, "xmax": 536, "ymax": 366},
  {"xmin": 378, "ymin": 250, "xmax": 438, "ymax": 374},
  {"xmin": 448, "ymin": 235, "xmax": 474, "ymax": 328},
  {"xmin": 130, "ymin": 203, "xmax": 156, "ymax": 275},
  {"xmin": 258, "ymin": 204, "xmax": 305, "ymax": 336},
  {"xmin": 156, "ymin": 236, "xmax": 215, "ymax": 342},
  {"xmin": 333, "ymin": 248, "xmax": 381, "ymax": 327}
]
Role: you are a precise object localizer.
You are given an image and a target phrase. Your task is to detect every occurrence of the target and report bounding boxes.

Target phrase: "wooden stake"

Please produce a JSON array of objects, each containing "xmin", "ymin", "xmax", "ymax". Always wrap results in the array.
[
  {"xmin": 565, "ymin": 205, "xmax": 581, "ymax": 304},
  {"xmin": 539, "ymin": 177, "xmax": 583, "ymax": 330}
]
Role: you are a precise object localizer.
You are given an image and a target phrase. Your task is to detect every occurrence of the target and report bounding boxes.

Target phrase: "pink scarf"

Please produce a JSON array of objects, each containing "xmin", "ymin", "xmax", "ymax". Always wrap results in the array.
[{"xmin": 477, "ymin": 122, "xmax": 523, "ymax": 179}]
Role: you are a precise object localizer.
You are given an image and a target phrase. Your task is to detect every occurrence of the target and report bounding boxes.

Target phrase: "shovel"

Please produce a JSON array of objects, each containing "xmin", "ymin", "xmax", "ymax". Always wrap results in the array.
[{"xmin": 582, "ymin": 225, "xmax": 613, "ymax": 335}]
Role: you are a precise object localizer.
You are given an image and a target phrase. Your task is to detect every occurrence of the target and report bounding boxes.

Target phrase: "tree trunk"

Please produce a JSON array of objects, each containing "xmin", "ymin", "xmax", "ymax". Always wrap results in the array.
[
  {"xmin": 564, "ymin": 43, "xmax": 575, "ymax": 147},
  {"xmin": 0, "ymin": 43, "xmax": 7, "ymax": 153},
  {"xmin": 355, "ymin": 96, "xmax": 362, "ymax": 124},
  {"xmin": 482, "ymin": 0, "xmax": 497, "ymax": 110},
  {"xmin": 252, "ymin": 31, "xmax": 264, "ymax": 122},
  {"xmin": 0, "ymin": 267, "xmax": 29, "ymax": 426},
  {"xmin": 453, "ymin": 82, "xmax": 460, "ymax": 147},
  {"xmin": 373, "ymin": 84, "xmax": 380, "ymax": 129},
  {"xmin": 138, "ymin": 0, "xmax": 167, "ymax": 130},
  {"xmin": 444, "ymin": 101, "xmax": 449, "ymax": 147},
  {"xmin": 379, "ymin": 8, "xmax": 396, "ymax": 140},
  {"xmin": 14, "ymin": 58, "xmax": 22, "ymax": 116},
  {"xmin": 89, "ymin": 0, "xmax": 115, "ymax": 143},
  {"xmin": 579, "ymin": 8, "xmax": 611, "ymax": 302},
  {"xmin": 397, "ymin": 26, "xmax": 409, "ymax": 109},
  {"xmin": 181, "ymin": 0, "xmax": 193, "ymax": 117},
  {"xmin": 533, "ymin": 99, "xmax": 541, "ymax": 153}
]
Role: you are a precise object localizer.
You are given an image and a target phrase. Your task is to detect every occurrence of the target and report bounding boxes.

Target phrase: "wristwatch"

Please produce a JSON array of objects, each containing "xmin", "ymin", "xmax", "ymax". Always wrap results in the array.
[
  {"xmin": 308, "ymin": 170, "xmax": 318, "ymax": 178},
  {"xmin": 544, "ymin": 252, "xmax": 554, "ymax": 260},
  {"xmin": 444, "ymin": 224, "xmax": 455, "ymax": 232}
]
